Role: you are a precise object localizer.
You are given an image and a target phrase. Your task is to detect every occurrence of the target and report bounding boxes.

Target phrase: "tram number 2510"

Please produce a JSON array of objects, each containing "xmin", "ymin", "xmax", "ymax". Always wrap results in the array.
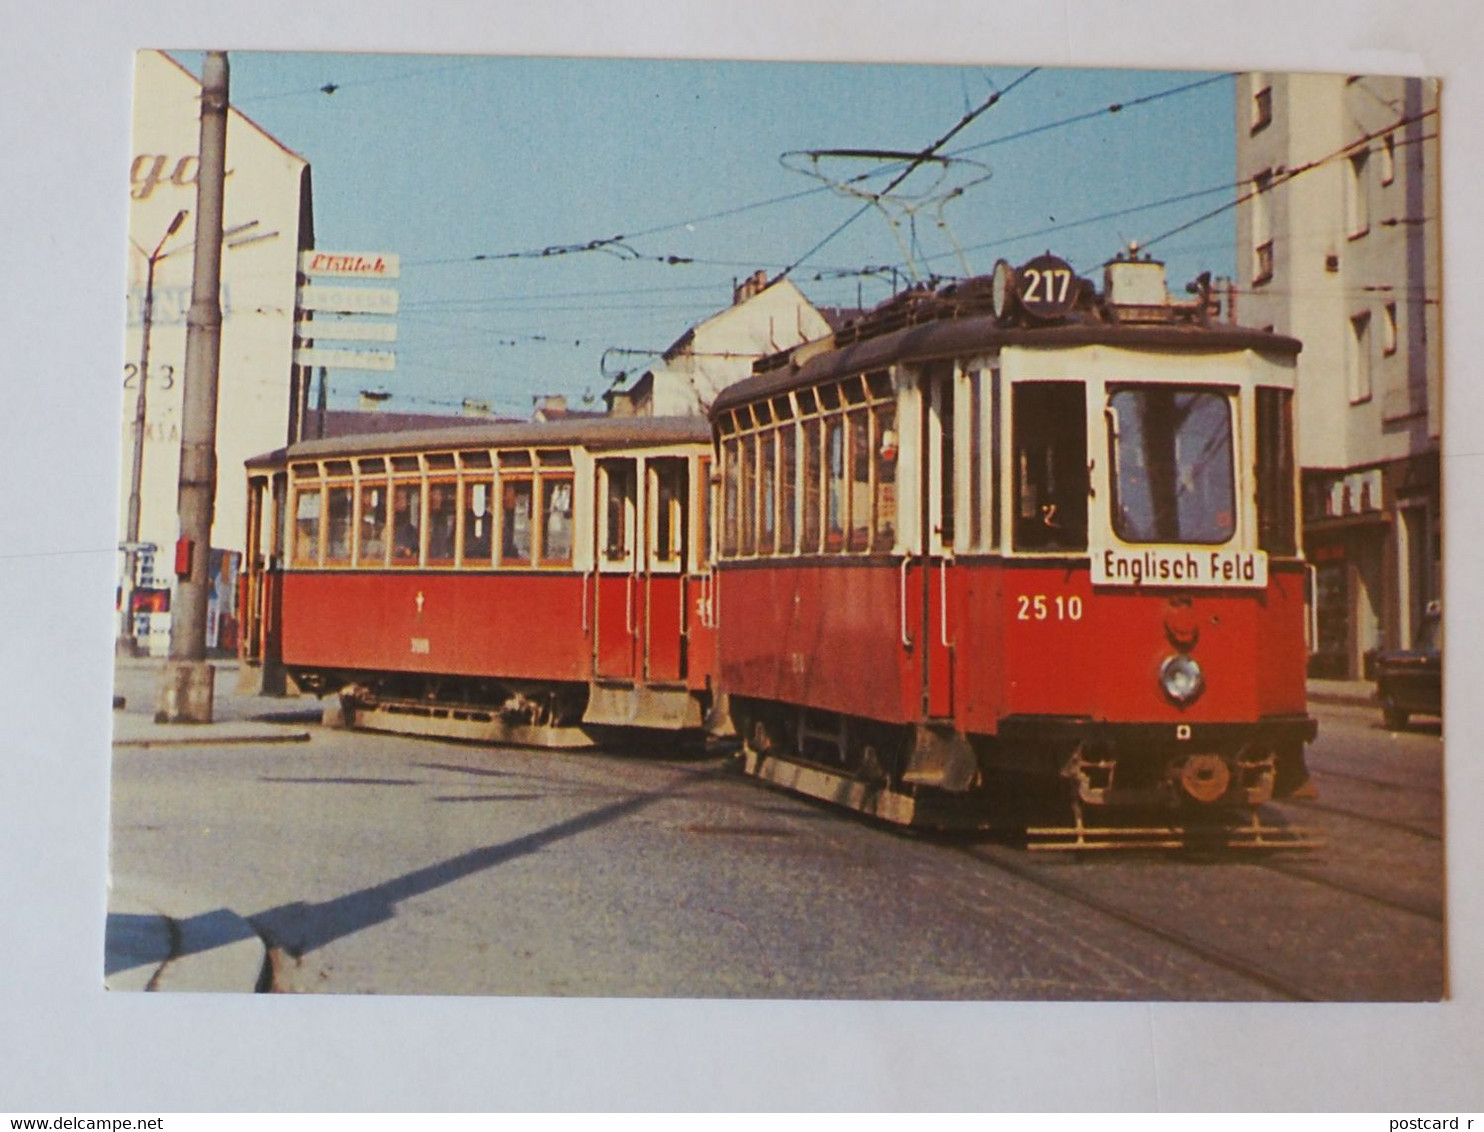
[{"xmin": 1016, "ymin": 593, "xmax": 1083, "ymax": 622}]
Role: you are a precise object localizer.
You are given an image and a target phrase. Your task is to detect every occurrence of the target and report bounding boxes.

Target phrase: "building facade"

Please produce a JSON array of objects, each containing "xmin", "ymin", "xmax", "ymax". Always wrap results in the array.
[
  {"xmin": 120, "ymin": 51, "xmax": 314, "ymax": 653},
  {"xmin": 606, "ymin": 271, "xmax": 832, "ymax": 417},
  {"xmin": 1235, "ymin": 72, "xmax": 1441, "ymax": 678}
]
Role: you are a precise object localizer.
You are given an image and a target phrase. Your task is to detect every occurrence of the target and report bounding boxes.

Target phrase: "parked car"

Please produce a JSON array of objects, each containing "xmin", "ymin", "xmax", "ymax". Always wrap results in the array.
[{"xmin": 1374, "ymin": 604, "xmax": 1443, "ymax": 729}]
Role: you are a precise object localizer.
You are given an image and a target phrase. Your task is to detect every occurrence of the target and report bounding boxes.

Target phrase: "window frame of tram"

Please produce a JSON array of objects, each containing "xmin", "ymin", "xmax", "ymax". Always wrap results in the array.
[
  {"xmin": 287, "ymin": 446, "xmax": 581, "ymax": 574},
  {"xmin": 499, "ymin": 448, "xmax": 577, "ymax": 569},
  {"xmin": 650, "ymin": 459, "xmax": 687, "ymax": 567},
  {"xmin": 1103, "ymin": 384, "xmax": 1238, "ymax": 547},
  {"xmin": 459, "ymin": 450, "xmax": 495, "ymax": 568},
  {"xmin": 1012, "ymin": 381, "xmax": 1089, "ymax": 553},
  {"xmin": 425, "ymin": 454, "xmax": 459, "ymax": 567},
  {"xmin": 1255, "ymin": 386, "xmax": 1298, "ymax": 556},
  {"xmin": 291, "ymin": 467, "xmax": 321, "ymax": 567},
  {"xmin": 716, "ymin": 371, "xmax": 898, "ymax": 562},
  {"xmin": 323, "ymin": 463, "xmax": 355, "ymax": 566}
]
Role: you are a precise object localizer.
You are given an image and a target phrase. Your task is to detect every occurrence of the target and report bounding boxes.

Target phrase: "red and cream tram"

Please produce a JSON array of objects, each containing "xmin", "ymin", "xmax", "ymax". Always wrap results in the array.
[
  {"xmin": 239, "ymin": 417, "xmax": 717, "ymax": 743},
  {"xmin": 709, "ymin": 253, "xmax": 1317, "ymax": 841}
]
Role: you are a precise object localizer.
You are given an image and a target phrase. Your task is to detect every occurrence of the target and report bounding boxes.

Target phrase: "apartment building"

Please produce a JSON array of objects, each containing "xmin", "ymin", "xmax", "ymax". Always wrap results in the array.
[{"xmin": 1235, "ymin": 72, "xmax": 1441, "ymax": 678}]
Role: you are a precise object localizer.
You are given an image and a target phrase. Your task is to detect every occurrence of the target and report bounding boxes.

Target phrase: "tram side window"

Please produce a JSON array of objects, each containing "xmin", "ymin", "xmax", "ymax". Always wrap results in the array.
[
  {"xmin": 873, "ymin": 400, "xmax": 897, "ymax": 552},
  {"xmin": 325, "ymin": 486, "xmax": 354, "ymax": 564},
  {"xmin": 802, "ymin": 418, "xmax": 822, "ymax": 553},
  {"xmin": 427, "ymin": 481, "xmax": 458, "ymax": 565},
  {"xmin": 358, "ymin": 483, "xmax": 387, "ymax": 566},
  {"xmin": 740, "ymin": 434, "xmax": 756, "ymax": 556},
  {"xmin": 1256, "ymin": 387, "xmax": 1297, "ymax": 555},
  {"xmin": 652, "ymin": 463, "xmax": 685, "ymax": 565},
  {"xmin": 502, "ymin": 478, "xmax": 534, "ymax": 565},
  {"xmin": 392, "ymin": 483, "xmax": 421, "ymax": 565},
  {"xmin": 541, "ymin": 477, "xmax": 574, "ymax": 565},
  {"xmin": 1013, "ymin": 382, "xmax": 1088, "ymax": 552},
  {"xmin": 462, "ymin": 480, "xmax": 493, "ymax": 566},
  {"xmin": 825, "ymin": 417, "xmax": 845, "ymax": 549},
  {"xmin": 778, "ymin": 422, "xmax": 796, "ymax": 553},
  {"xmin": 848, "ymin": 409, "xmax": 870, "ymax": 551},
  {"xmin": 721, "ymin": 437, "xmax": 739, "ymax": 558},
  {"xmin": 293, "ymin": 488, "xmax": 321, "ymax": 566},
  {"xmin": 605, "ymin": 463, "xmax": 635, "ymax": 561},
  {"xmin": 759, "ymin": 431, "xmax": 776, "ymax": 554}
]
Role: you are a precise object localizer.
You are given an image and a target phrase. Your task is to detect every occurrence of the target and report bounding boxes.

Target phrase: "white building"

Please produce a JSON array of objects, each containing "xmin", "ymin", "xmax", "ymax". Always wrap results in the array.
[
  {"xmin": 120, "ymin": 51, "xmax": 314, "ymax": 653},
  {"xmin": 607, "ymin": 271, "xmax": 832, "ymax": 416},
  {"xmin": 1234, "ymin": 72, "xmax": 1441, "ymax": 679}
]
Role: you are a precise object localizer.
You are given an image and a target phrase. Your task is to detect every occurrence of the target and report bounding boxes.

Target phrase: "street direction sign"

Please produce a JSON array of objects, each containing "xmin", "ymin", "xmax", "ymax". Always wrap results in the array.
[
  {"xmin": 293, "ymin": 346, "xmax": 396, "ymax": 372},
  {"xmin": 297, "ymin": 284, "xmax": 400, "ymax": 315}
]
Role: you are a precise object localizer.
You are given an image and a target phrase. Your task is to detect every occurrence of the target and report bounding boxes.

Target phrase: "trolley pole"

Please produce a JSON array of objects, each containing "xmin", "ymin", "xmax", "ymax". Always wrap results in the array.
[
  {"xmin": 157, "ymin": 51, "xmax": 229, "ymax": 723},
  {"xmin": 117, "ymin": 208, "xmax": 188, "ymax": 657}
]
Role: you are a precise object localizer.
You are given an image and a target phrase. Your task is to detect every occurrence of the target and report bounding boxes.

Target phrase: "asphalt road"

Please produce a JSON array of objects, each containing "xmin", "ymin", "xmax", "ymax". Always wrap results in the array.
[{"xmin": 107, "ymin": 674, "xmax": 1445, "ymax": 1000}]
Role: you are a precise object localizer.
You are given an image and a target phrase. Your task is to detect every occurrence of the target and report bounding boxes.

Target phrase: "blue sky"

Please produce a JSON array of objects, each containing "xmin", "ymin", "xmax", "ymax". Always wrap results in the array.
[{"xmin": 168, "ymin": 52, "xmax": 1237, "ymax": 419}]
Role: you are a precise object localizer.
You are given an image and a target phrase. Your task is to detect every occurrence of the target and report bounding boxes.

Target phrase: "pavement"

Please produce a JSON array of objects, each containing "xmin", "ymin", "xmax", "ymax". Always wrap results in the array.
[
  {"xmin": 107, "ymin": 656, "xmax": 310, "ymax": 992},
  {"xmin": 101, "ymin": 661, "xmax": 1378, "ymax": 993},
  {"xmin": 1306, "ymin": 677, "xmax": 1377, "ymax": 708}
]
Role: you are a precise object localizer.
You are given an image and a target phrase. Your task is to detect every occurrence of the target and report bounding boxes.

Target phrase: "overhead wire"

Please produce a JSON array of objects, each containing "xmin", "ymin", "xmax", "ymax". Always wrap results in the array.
[
  {"xmin": 776, "ymin": 66, "xmax": 1041, "ymax": 280},
  {"xmin": 403, "ymin": 66, "xmax": 1225, "ymax": 275},
  {"xmin": 1139, "ymin": 109, "xmax": 1439, "ymax": 252}
]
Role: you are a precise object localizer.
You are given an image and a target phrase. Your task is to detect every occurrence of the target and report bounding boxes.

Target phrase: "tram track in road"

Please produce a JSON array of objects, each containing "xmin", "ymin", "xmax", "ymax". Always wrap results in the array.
[
  {"xmin": 1307, "ymin": 763, "xmax": 1443, "ymax": 797},
  {"xmin": 950, "ymin": 840, "xmax": 1322, "ymax": 1002},
  {"xmin": 1248, "ymin": 852, "xmax": 1443, "ymax": 924},
  {"xmin": 1281, "ymin": 796, "xmax": 1442, "ymax": 843}
]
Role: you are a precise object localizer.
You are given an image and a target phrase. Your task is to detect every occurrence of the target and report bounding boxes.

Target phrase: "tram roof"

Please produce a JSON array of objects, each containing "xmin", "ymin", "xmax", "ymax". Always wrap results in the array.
[
  {"xmin": 711, "ymin": 315, "xmax": 1302, "ymax": 416},
  {"xmin": 246, "ymin": 414, "xmax": 713, "ymax": 470}
]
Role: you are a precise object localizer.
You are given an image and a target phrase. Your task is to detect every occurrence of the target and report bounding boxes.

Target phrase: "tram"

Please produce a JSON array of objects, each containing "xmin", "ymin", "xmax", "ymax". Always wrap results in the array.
[
  {"xmin": 709, "ymin": 252, "xmax": 1317, "ymax": 843},
  {"xmin": 239, "ymin": 417, "xmax": 717, "ymax": 744}
]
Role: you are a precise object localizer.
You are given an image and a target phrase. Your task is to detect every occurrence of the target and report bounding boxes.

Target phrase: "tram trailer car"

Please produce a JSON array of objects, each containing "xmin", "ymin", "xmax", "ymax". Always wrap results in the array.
[
  {"xmin": 709, "ymin": 253, "xmax": 1318, "ymax": 839},
  {"xmin": 240, "ymin": 417, "xmax": 718, "ymax": 745}
]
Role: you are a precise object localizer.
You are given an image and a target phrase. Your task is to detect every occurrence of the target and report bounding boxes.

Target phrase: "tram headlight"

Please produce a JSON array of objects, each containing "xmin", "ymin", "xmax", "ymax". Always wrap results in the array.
[{"xmin": 1159, "ymin": 654, "xmax": 1205, "ymax": 707}]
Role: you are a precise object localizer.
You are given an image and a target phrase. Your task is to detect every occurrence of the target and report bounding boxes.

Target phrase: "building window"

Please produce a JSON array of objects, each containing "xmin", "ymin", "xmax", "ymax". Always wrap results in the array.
[
  {"xmin": 1383, "ymin": 302, "xmax": 1399, "ymax": 356},
  {"xmin": 1346, "ymin": 150, "xmax": 1370, "ymax": 239},
  {"xmin": 1251, "ymin": 81, "xmax": 1272, "ymax": 134},
  {"xmin": 1251, "ymin": 170, "xmax": 1274, "ymax": 286},
  {"xmin": 1380, "ymin": 133, "xmax": 1396, "ymax": 186},
  {"xmin": 1348, "ymin": 311, "xmax": 1373, "ymax": 403}
]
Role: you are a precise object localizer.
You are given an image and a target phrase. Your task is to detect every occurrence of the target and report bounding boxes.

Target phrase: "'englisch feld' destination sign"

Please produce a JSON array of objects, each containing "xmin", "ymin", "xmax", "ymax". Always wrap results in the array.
[{"xmin": 1093, "ymin": 547, "xmax": 1268, "ymax": 588}]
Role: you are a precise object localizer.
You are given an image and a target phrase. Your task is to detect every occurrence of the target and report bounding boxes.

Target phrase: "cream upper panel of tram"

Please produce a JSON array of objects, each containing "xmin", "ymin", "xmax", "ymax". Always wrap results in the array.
[
  {"xmin": 995, "ymin": 344, "xmax": 1287, "ymax": 585},
  {"xmin": 997, "ymin": 343, "xmax": 1296, "ymax": 390}
]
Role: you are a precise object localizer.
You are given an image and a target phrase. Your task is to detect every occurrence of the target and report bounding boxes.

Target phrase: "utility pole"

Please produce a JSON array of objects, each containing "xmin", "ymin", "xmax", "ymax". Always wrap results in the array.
[
  {"xmin": 117, "ymin": 208, "xmax": 187, "ymax": 657},
  {"xmin": 156, "ymin": 51, "xmax": 229, "ymax": 723}
]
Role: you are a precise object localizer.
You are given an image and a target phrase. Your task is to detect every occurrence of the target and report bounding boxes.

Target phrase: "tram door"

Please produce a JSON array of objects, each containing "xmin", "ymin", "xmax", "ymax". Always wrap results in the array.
[
  {"xmin": 593, "ymin": 458, "xmax": 639, "ymax": 681},
  {"xmin": 920, "ymin": 363, "xmax": 956, "ymax": 719},
  {"xmin": 643, "ymin": 458, "xmax": 689, "ymax": 684}
]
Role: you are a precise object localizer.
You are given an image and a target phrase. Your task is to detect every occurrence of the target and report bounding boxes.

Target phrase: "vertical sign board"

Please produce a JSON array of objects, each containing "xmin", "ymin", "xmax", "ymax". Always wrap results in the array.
[{"xmin": 295, "ymin": 250, "xmax": 399, "ymax": 373}]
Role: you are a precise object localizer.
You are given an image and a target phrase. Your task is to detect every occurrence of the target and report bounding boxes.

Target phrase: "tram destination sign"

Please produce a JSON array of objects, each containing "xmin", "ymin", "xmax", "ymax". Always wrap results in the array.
[{"xmin": 1093, "ymin": 547, "xmax": 1269, "ymax": 588}]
